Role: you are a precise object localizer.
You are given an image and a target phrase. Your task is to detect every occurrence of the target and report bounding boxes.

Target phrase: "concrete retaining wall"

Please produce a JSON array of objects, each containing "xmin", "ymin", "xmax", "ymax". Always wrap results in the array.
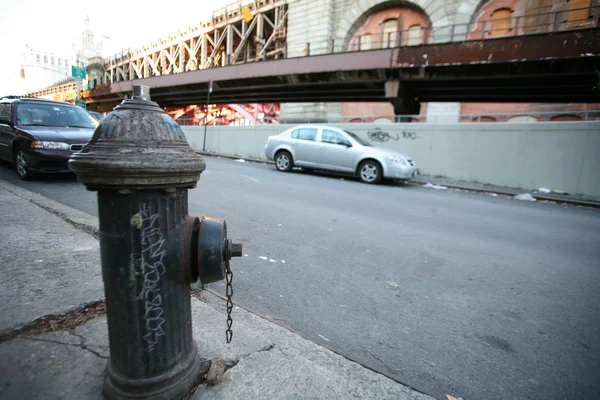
[{"xmin": 181, "ymin": 122, "xmax": 600, "ymax": 197}]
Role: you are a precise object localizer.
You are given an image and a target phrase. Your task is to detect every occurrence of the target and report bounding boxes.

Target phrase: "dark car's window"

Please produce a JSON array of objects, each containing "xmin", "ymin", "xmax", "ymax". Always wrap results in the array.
[
  {"xmin": 296, "ymin": 128, "xmax": 317, "ymax": 141},
  {"xmin": 15, "ymin": 103, "xmax": 98, "ymax": 129},
  {"xmin": 322, "ymin": 129, "xmax": 351, "ymax": 146},
  {"xmin": 0, "ymin": 104, "xmax": 11, "ymax": 121},
  {"xmin": 344, "ymin": 130, "xmax": 372, "ymax": 146}
]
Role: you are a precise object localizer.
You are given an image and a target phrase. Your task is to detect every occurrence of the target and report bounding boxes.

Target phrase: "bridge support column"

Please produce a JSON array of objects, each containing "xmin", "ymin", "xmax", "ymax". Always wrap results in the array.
[{"xmin": 386, "ymin": 80, "xmax": 419, "ymax": 122}]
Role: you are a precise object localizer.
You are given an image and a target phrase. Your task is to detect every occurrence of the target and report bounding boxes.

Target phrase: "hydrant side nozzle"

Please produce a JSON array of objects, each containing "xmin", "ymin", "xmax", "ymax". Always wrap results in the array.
[
  {"xmin": 231, "ymin": 242, "xmax": 243, "ymax": 258},
  {"xmin": 181, "ymin": 216, "xmax": 200, "ymax": 284}
]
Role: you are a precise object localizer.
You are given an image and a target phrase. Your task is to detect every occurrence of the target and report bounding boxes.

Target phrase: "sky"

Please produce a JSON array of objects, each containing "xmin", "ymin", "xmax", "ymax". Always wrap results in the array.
[{"xmin": 0, "ymin": 0, "xmax": 231, "ymax": 94}]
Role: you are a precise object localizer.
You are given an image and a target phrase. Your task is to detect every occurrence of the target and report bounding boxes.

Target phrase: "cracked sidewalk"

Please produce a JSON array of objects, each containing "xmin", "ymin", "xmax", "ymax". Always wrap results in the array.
[{"xmin": 0, "ymin": 178, "xmax": 433, "ymax": 400}]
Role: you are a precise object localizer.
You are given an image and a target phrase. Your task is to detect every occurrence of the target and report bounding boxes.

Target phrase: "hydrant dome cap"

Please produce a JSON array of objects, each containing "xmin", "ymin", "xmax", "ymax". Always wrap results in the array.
[{"xmin": 69, "ymin": 92, "xmax": 206, "ymax": 189}]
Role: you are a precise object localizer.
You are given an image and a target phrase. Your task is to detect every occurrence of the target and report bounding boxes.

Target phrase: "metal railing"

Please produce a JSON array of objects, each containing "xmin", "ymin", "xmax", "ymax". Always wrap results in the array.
[
  {"xmin": 102, "ymin": 5, "xmax": 598, "ymax": 72},
  {"xmin": 174, "ymin": 110, "xmax": 600, "ymax": 126}
]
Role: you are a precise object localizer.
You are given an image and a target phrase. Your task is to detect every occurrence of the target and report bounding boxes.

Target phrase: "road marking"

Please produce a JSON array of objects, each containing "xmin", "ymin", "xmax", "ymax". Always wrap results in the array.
[
  {"xmin": 240, "ymin": 174, "xmax": 260, "ymax": 184},
  {"xmin": 318, "ymin": 334, "xmax": 330, "ymax": 342}
]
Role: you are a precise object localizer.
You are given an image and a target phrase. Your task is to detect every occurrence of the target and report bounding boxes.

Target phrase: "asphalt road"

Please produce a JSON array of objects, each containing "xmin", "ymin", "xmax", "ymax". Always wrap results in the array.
[{"xmin": 1, "ymin": 157, "xmax": 599, "ymax": 400}]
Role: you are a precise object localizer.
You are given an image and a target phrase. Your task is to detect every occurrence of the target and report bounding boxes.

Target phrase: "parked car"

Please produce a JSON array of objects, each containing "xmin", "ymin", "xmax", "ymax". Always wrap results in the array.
[
  {"xmin": 264, "ymin": 124, "xmax": 418, "ymax": 184},
  {"xmin": 0, "ymin": 97, "xmax": 98, "ymax": 180},
  {"xmin": 88, "ymin": 111, "xmax": 104, "ymax": 121}
]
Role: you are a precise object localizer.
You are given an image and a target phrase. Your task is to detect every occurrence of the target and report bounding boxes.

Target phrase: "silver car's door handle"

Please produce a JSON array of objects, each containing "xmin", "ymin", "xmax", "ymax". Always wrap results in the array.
[{"xmin": 320, "ymin": 146, "xmax": 325, "ymax": 149}]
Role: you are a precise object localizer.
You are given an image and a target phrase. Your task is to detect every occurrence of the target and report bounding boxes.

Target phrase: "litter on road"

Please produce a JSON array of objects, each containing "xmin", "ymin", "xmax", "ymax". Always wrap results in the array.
[
  {"xmin": 424, "ymin": 183, "xmax": 448, "ymax": 190},
  {"xmin": 514, "ymin": 193, "xmax": 537, "ymax": 201}
]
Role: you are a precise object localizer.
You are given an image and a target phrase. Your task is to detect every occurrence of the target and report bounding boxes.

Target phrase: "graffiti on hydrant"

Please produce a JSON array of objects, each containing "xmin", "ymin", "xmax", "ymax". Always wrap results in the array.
[
  {"xmin": 367, "ymin": 127, "xmax": 418, "ymax": 143},
  {"xmin": 139, "ymin": 204, "xmax": 167, "ymax": 352}
]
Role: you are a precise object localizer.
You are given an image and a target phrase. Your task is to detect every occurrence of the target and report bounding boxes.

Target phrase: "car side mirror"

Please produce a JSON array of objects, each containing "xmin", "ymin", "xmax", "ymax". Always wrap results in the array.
[
  {"xmin": 343, "ymin": 142, "xmax": 352, "ymax": 147},
  {"xmin": 0, "ymin": 116, "xmax": 11, "ymax": 125}
]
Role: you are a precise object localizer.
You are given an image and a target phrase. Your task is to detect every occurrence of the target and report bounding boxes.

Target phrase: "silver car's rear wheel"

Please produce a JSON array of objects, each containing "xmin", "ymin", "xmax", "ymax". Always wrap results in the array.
[
  {"xmin": 358, "ymin": 160, "xmax": 382, "ymax": 184},
  {"xmin": 275, "ymin": 151, "xmax": 293, "ymax": 172}
]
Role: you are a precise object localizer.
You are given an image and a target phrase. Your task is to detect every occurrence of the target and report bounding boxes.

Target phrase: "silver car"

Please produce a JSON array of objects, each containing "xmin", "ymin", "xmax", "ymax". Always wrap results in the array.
[{"xmin": 264, "ymin": 124, "xmax": 418, "ymax": 184}]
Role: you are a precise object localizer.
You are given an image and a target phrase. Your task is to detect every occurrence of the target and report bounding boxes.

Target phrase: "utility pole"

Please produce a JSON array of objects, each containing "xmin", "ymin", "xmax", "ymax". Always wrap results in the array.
[{"xmin": 202, "ymin": 80, "xmax": 213, "ymax": 151}]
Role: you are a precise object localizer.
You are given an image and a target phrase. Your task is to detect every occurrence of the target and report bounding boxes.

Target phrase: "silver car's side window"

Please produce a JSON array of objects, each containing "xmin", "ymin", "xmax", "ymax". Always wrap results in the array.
[
  {"xmin": 291, "ymin": 130, "xmax": 299, "ymax": 139},
  {"xmin": 296, "ymin": 128, "xmax": 317, "ymax": 141},
  {"xmin": 322, "ymin": 129, "xmax": 350, "ymax": 145}
]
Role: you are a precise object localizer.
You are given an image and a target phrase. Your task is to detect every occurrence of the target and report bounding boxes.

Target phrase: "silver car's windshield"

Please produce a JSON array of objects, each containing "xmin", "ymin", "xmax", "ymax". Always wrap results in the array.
[
  {"xmin": 344, "ymin": 130, "xmax": 371, "ymax": 146},
  {"xmin": 16, "ymin": 103, "xmax": 99, "ymax": 129}
]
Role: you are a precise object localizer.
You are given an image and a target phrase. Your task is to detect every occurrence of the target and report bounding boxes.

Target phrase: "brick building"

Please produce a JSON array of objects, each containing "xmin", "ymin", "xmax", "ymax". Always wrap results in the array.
[{"xmin": 280, "ymin": 0, "xmax": 600, "ymax": 122}]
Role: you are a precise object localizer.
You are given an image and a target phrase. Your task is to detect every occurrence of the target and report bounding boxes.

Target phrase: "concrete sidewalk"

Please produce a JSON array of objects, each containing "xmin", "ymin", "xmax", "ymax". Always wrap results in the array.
[{"xmin": 0, "ymin": 179, "xmax": 435, "ymax": 400}]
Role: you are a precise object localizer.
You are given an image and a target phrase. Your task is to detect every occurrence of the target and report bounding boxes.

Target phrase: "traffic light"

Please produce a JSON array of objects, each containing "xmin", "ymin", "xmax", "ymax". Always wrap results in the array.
[
  {"xmin": 19, "ymin": 68, "xmax": 25, "ymax": 79},
  {"xmin": 80, "ymin": 89, "xmax": 85, "ymax": 99}
]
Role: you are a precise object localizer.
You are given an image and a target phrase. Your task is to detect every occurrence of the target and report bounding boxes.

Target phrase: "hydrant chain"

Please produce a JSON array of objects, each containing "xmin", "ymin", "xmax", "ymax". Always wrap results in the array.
[{"xmin": 225, "ymin": 257, "xmax": 234, "ymax": 343}]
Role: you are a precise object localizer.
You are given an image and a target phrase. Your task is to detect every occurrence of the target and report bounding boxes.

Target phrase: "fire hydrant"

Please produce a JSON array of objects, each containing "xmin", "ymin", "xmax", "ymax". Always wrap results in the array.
[{"xmin": 69, "ymin": 85, "xmax": 242, "ymax": 400}]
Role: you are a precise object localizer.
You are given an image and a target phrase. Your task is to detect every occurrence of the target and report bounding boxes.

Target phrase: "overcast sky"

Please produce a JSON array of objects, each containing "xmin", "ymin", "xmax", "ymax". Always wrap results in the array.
[{"xmin": 0, "ymin": 0, "xmax": 231, "ymax": 94}]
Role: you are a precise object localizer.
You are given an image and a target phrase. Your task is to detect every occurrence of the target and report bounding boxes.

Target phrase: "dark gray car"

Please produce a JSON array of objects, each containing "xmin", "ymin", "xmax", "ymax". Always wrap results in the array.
[{"xmin": 0, "ymin": 98, "xmax": 98, "ymax": 180}]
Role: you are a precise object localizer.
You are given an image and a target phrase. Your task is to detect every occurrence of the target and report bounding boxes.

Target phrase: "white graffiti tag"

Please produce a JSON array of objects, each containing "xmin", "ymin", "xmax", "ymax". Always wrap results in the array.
[{"xmin": 139, "ymin": 204, "xmax": 166, "ymax": 352}]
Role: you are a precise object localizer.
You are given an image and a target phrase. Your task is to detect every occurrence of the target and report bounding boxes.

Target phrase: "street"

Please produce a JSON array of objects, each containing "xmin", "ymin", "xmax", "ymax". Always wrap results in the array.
[{"xmin": 1, "ymin": 157, "xmax": 599, "ymax": 400}]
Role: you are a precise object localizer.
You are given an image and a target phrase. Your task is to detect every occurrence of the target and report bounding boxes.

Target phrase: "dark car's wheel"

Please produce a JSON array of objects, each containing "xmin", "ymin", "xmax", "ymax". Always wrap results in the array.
[
  {"xmin": 14, "ymin": 145, "xmax": 34, "ymax": 181},
  {"xmin": 275, "ymin": 151, "xmax": 293, "ymax": 172},
  {"xmin": 357, "ymin": 160, "xmax": 382, "ymax": 184}
]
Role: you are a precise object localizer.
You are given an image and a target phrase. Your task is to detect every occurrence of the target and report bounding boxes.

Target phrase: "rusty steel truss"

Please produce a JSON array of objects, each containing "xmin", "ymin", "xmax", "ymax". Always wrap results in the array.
[{"xmin": 104, "ymin": 0, "xmax": 286, "ymax": 84}]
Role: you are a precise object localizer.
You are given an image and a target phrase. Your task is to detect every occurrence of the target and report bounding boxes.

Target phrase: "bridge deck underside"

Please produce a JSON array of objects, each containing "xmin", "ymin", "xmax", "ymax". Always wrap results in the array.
[{"xmin": 84, "ymin": 29, "xmax": 600, "ymax": 112}]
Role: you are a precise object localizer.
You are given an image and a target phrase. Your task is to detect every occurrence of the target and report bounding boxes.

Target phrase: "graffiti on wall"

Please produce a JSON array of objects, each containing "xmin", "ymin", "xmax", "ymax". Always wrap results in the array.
[{"xmin": 366, "ymin": 127, "xmax": 419, "ymax": 143}]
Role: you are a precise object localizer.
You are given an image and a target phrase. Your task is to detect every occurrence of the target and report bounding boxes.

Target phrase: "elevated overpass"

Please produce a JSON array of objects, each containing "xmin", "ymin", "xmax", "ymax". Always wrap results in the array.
[
  {"xmin": 84, "ymin": 27, "xmax": 600, "ymax": 113},
  {"xmin": 27, "ymin": 2, "xmax": 600, "ymax": 114}
]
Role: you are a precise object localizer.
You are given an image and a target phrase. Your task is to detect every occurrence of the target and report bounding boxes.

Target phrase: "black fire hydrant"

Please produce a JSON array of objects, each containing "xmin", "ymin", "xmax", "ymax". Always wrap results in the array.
[{"xmin": 69, "ymin": 85, "xmax": 241, "ymax": 400}]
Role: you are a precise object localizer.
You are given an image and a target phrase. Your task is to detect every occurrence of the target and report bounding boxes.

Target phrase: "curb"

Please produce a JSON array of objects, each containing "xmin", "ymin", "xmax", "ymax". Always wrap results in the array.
[
  {"xmin": 195, "ymin": 151, "xmax": 600, "ymax": 208},
  {"xmin": 410, "ymin": 178, "xmax": 600, "ymax": 207},
  {"xmin": 0, "ymin": 179, "xmax": 99, "ymax": 235},
  {"xmin": 196, "ymin": 151, "xmax": 274, "ymax": 165}
]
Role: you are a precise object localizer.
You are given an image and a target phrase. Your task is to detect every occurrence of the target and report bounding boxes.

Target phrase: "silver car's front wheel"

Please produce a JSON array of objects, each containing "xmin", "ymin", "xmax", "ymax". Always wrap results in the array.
[
  {"xmin": 358, "ymin": 161, "xmax": 382, "ymax": 184},
  {"xmin": 275, "ymin": 151, "xmax": 293, "ymax": 172}
]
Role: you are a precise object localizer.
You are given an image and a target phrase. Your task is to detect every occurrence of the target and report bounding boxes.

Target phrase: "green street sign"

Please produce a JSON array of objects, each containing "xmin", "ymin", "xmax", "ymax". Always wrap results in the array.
[
  {"xmin": 76, "ymin": 99, "xmax": 86, "ymax": 109},
  {"xmin": 71, "ymin": 66, "xmax": 86, "ymax": 79}
]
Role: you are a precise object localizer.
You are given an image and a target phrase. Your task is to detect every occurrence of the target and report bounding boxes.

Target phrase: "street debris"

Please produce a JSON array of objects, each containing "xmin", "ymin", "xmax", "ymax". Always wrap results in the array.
[
  {"xmin": 514, "ymin": 193, "xmax": 536, "ymax": 201},
  {"xmin": 538, "ymin": 187, "xmax": 551, "ymax": 193},
  {"xmin": 281, "ymin": 260, "xmax": 286, "ymax": 264},
  {"xmin": 387, "ymin": 281, "xmax": 398, "ymax": 289},
  {"xmin": 277, "ymin": 224, "xmax": 282, "ymax": 226},
  {"xmin": 269, "ymin": 259, "xmax": 276, "ymax": 263},
  {"xmin": 488, "ymin": 193, "xmax": 498, "ymax": 197},
  {"xmin": 318, "ymin": 334, "xmax": 330, "ymax": 342},
  {"xmin": 446, "ymin": 395, "xmax": 464, "ymax": 400},
  {"xmin": 205, "ymin": 358, "xmax": 226, "ymax": 385},
  {"xmin": 553, "ymin": 189, "xmax": 568, "ymax": 195},
  {"xmin": 244, "ymin": 254, "xmax": 248, "ymax": 257},
  {"xmin": 258, "ymin": 256, "xmax": 268, "ymax": 260},
  {"xmin": 424, "ymin": 183, "xmax": 448, "ymax": 190},
  {"xmin": 234, "ymin": 159, "xmax": 246, "ymax": 163}
]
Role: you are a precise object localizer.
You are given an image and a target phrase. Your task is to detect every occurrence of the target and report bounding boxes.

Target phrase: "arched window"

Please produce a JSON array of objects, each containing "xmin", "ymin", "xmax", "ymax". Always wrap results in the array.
[
  {"xmin": 473, "ymin": 116, "xmax": 496, "ymax": 122},
  {"xmin": 406, "ymin": 25, "xmax": 423, "ymax": 46},
  {"xmin": 508, "ymin": 116, "xmax": 538, "ymax": 122},
  {"xmin": 382, "ymin": 19, "xmax": 399, "ymax": 48},
  {"xmin": 359, "ymin": 34, "xmax": 372, "ymax": 50},
  {"xmin": 550, "ymin": 114, "xmax": 582, "ymax": 121},
  {"xmin": 567, "ymin": 0, "xmax": 591, "ymax": 24},
  {"xmin": 490, "ymin": 8, "xmax": 512, "ymax": 37}
]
